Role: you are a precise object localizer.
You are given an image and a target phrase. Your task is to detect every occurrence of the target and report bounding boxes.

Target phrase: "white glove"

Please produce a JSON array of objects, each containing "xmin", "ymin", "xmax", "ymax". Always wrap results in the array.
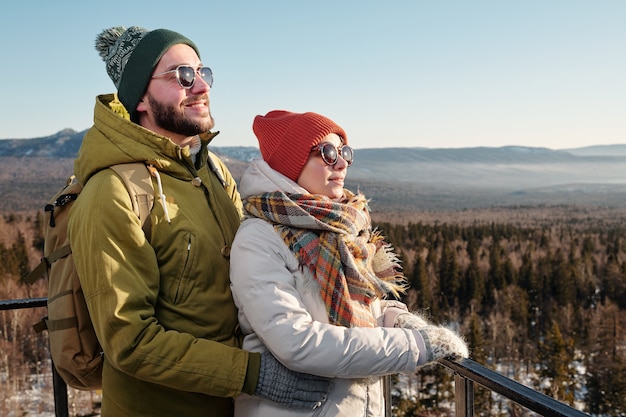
[
  {"xmin": 416, "ymin": 325, "xmax": 469, "ymax": 363},
  {"xmin": 381, "ymin": 305, "xmax": 431, "ymax": 329},
  {"xmin": 394, "ymin": 311, "xmax": 430, "ymax": 329}
]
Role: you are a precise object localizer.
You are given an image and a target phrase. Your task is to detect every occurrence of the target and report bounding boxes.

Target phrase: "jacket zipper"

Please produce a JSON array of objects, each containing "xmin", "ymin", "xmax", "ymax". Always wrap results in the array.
[{"xmin": 174, "ymin": 235, "xmax": 193, "ymax": 303}]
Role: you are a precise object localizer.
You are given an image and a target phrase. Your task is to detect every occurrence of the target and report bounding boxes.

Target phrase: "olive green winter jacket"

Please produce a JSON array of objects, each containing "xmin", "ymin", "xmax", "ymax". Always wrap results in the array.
[{"xmin": 69, "ymin": 94, "xmax": 257, "ymax": 416}]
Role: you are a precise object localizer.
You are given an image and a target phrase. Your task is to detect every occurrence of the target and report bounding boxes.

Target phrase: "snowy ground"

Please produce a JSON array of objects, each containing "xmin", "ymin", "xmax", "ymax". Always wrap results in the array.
[{"xmin": 2, "ymin": 367, "xmax": 100, "ymax": 417}]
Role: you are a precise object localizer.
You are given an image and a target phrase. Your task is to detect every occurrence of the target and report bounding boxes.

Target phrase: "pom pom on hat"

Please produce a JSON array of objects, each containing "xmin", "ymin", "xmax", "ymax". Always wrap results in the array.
[
  {"xmin": 95, "ymin": 26, "xmax": 148, "ymax": 89},
  {"xmin": 94, "ymin": 26, "xmax": 199, "ymax": 121},
  {"xmin": 253, "ymin": 110, "xmax": 347, "ymax": 182}
]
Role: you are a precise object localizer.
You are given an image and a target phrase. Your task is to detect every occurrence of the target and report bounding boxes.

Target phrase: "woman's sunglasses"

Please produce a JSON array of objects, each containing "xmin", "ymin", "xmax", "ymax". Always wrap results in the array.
[
  {"xmin": 311, "ymin": 143, "xmax": 354, "ymax": 166},
  {"xmin": 152, "ymin": 65, "xmax": 213, "ymax": 89}
]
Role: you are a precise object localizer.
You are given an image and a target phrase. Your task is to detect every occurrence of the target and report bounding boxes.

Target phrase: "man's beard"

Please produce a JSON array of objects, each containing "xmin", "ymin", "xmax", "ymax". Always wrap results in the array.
[{"xmin": 147, "ymin": 94, "xmax": 214, "ymax": 136}]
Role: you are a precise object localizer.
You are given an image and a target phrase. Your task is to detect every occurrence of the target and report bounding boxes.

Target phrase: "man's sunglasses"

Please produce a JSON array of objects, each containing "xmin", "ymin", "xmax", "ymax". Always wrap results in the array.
[
  {"xmin": 311, "ymin": 143, "xmax": 354, "ymax": 166},
  {"xmin": 152, "ymin": 65, "xmax": 213, "ymax": 89}
]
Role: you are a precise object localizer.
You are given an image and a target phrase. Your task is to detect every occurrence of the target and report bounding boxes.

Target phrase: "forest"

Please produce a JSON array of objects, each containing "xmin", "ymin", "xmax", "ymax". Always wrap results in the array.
[{"xmin": 2, "ymin": 206, "xmax": 626, "ymax": 416}]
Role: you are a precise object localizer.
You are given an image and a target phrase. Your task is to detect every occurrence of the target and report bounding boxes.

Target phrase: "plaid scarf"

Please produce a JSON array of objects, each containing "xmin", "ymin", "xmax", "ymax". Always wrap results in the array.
[{"xmin": 244, "ymin": 190, "xmax": 406, "ymax": 328}]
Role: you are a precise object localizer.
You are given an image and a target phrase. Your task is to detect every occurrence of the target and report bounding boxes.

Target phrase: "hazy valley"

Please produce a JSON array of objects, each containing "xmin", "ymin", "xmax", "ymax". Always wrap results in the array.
[{"xmin": 3, "ymin": 129, "xmax": 626, "ymax": 213}]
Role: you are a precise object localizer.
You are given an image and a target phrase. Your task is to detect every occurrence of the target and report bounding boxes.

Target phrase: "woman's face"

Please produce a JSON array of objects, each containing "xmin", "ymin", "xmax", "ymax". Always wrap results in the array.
[{"xmin": 297, "ymin": 133, "xmax": 349, "ymax": 201}]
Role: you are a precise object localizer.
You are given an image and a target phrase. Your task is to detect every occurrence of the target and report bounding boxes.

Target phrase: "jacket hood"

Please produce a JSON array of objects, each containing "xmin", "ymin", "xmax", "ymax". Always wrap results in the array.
[
  {"xmin": 238, "ymin": 159, "xmax": 308, "ymax": 200},
  {"xmin": 74, "ymin": 94, "xmax": 218, "ymax": 184}
]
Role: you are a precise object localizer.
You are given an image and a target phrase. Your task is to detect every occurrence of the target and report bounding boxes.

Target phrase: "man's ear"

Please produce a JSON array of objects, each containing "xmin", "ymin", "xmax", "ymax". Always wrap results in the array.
[{"xmin": 136, "ymin": 96, "xmax": 147, "ymax": 113}]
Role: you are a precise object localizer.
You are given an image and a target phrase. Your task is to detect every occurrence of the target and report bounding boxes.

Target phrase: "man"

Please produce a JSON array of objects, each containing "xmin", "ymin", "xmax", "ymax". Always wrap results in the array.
[{"xmin": 68, "ymin": 26, "xmax": 328, "ymax": 417}]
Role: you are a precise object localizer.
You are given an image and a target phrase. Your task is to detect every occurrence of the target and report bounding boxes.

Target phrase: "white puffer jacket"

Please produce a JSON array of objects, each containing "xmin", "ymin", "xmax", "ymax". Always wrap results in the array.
[{"xmin": 230, "ymin": 160, "xmax": 426, "ymax": 417}]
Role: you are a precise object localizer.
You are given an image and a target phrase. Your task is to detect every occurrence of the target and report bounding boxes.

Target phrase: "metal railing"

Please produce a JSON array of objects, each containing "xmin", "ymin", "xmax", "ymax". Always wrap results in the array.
[
  {"xmin": 441, "ymin": 358, "xmax": 589, "ymax": 416},
  {"xmin": 1, "ymin": 297, "xmax": 590, "ymax": 417},
  {"xmin": 0, "ymin": 297, "xmax": 70, "ymax": 417}
]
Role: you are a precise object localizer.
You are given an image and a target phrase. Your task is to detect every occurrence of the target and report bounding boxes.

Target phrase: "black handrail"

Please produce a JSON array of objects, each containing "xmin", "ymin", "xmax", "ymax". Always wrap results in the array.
[
  {"xmin": 440, "ymin": 358, "xmax": 590, "ymax": 416},
  {"xmin": 0, "ymin": 297, "xmax": 47, "ymax": 310},
  {"xmin": 1, "ymin": 297, "xmax": 591, "ymax": 417}
]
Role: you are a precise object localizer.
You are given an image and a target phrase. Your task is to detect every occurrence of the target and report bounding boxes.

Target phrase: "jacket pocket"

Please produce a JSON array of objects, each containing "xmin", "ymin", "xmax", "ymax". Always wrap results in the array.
[{"xmin": 171, "ymin": 232, "xmax": 196, "ymax": 304}]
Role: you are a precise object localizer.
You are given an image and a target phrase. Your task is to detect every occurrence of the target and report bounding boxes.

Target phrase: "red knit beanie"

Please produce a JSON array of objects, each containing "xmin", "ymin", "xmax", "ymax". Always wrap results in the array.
[{"xmin": 253, "ymin": 110, "xmax": 348, "ymax": 182}]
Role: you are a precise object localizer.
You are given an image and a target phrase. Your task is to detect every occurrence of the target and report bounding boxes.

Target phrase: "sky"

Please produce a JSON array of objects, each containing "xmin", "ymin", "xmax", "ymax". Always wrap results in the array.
[{"xmin": 1, "ymin": 1, "xmax": 624, "ymax": 150}]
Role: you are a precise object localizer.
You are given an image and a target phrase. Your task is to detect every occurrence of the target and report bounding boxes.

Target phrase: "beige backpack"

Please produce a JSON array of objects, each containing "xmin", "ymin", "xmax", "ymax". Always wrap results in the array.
[{"xmin": 25, "ymin": 163, "xmax": 154, "ymax": 390}]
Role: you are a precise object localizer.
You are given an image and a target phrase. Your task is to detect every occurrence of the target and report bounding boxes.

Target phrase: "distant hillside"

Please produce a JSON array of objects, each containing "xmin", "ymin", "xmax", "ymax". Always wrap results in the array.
[
  {"xmin": 3, "ymin": 130, "xmax": 626, "ymax": 211},
  {"xmin": 562, "ymin": 144, "xmax": 626, "ymax": 156},
  {"xmin": 3, "ymin": 129, "xmax": 626, "ymax": 164},
  {"xmin": 351, "ymin": 147, "xmax": 626, "ymax": 190},
  {"xmin": 0, "ymin": 129, "xmax": 85, "ymax": 157}
]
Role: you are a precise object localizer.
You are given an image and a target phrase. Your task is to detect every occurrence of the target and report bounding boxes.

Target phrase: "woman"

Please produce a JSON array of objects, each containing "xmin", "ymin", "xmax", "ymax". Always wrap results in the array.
[{"xmin": 230, "ymin": 110, "xmax": 468, "ymax": 416}]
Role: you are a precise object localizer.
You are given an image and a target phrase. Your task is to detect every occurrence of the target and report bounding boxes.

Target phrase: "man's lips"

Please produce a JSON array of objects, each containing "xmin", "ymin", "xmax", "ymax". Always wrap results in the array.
[
  {"xmin": 185, "ymin": 100, "xmax": 207, "ymax": 108},
  {"xmin": 183, "ymin": 95, "xmax": 208, "ymax": 109}
]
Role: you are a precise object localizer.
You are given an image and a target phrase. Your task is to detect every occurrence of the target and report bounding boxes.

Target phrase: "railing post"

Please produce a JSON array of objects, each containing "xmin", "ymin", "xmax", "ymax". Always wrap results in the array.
[
  {"xmin": 51, "ymin": 357, "xmax": 69, "ymax": 417},
  {"xmin": 383, "ymin": 374, "xmax": 393, "ymax": 417},
  {"xmin": 455, "ymin": 373, "xmax": 474, "ymax": 417}
]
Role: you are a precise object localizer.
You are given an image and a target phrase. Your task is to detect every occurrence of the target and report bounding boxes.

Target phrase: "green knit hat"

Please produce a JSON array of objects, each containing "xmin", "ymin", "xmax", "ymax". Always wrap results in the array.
[{"xmin": 95, "ymin": 26, "xmax": 200, "ymax": 121}]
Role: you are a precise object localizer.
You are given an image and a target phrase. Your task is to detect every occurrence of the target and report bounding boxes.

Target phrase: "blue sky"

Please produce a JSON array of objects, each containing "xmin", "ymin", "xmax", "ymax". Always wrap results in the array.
[{"xmin": 1, "ymin": 1, "xmax": 624, "ymax": 149}]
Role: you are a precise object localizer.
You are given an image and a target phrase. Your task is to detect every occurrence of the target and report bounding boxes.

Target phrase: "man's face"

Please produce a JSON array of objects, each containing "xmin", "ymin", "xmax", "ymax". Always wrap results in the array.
[{"xmin": 137, "ymin": 44, "xmax": 214, "ymax": 146}]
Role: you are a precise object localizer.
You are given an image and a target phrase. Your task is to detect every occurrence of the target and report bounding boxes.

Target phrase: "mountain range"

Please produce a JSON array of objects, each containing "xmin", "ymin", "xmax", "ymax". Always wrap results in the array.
[{"xmin": 2, "ymin": 129, "xmax": 626, "ymax": 211}]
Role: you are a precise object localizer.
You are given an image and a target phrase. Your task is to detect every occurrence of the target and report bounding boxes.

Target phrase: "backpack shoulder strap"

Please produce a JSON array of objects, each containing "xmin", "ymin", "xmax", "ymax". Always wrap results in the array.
[
  {"xmin": 110, "ymin": 163, "xmax": 154, "ymax": 241},
  {"xmin": 207, "ymin": 152, "xmax": 227, "ymax": 188},
  {"xmin": 23, "ymin": 245, "xmax": 72, "ymax": 284}
]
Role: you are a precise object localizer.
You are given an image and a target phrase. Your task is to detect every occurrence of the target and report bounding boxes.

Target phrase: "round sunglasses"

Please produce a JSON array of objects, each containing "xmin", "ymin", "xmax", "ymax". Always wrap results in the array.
[
  {"xmin": 152, "ymin": 65, "xmax": 213, "ymax": 89},
  {"xmin": 311, "ymin": 142, "xmax": 354, "ymax": 166}
]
